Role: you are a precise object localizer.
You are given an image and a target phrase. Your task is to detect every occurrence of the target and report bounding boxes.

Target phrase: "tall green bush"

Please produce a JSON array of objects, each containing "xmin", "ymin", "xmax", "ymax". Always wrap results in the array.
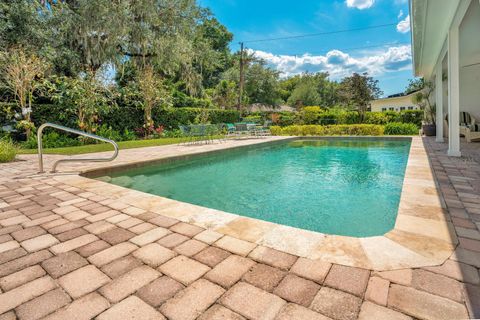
[{"xmin": 0, "ymin": 139, "xmax": 17, "ymax": 162}]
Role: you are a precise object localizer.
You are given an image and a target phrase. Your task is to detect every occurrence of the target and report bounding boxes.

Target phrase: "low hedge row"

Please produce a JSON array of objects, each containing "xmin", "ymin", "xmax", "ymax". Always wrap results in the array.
[
  {"xmin": 270, "ymin": 124, "xmax": 385, "ymax": 136},
  {"xmin": 270, "ymin": 123, "xmax": 419, "ymax": 136},
  {"xmin": 246, "ymin": 108, "xmax": 423, "ymax": 127}
]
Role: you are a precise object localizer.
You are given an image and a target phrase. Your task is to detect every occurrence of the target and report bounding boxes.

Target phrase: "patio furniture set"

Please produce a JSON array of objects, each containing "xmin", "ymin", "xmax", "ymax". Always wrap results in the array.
[{"xmin": 179, "ymin": 122, "xmax": 271, "ymax": 145}]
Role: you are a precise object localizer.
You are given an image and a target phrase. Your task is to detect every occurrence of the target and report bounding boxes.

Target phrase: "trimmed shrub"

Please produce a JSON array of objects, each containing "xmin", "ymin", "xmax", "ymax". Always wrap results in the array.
[
  {"xmin": 398, "ymin": 110, "xmax": 423, "ymax": 127},
  {"xmin": 384, "ymin": 122, "xmax": 419, "ymax": 135},
  {"xmin": 242, "ymin": 115, "xmax": 262, "ymax": 123},
  {"xmin": 270, "ymin": 124, "xmax": 384, "ymax": 136},
  {"xmin": 326, "ymin": 124, "xmax": 384, "ymax": 135},
  {"xmin": 0, "ymin": 139, "xmax": 17, "ymax": 162}
]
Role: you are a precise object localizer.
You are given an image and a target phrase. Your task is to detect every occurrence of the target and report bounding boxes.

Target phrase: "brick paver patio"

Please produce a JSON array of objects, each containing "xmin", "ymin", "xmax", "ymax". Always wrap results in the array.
[{"xmin": 0, "ymin": 137, "xmax": 479, "ymax": 319}]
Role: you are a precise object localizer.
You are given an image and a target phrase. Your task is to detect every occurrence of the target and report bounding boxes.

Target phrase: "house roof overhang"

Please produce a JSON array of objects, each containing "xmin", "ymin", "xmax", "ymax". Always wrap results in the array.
[{"xmin": 410, "ymin": 0, "xmax": 459, "ymax": 78}]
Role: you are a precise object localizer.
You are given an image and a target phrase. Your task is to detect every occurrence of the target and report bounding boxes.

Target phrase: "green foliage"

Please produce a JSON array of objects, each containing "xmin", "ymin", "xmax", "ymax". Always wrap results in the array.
[
  {"xmin": 326, "ymin": 124, "xmax": 384, "ymax": 136},
  {"xmin": 95, "ymin": 125, "xmax": 124, "ymax": 142},
  {"xmin": 270, "ymin": 124, "xmax": 385, "ymax": 136},
  {"xmin": 405, "ymin": 78, "xmax": 425, "ymax": 94},
  {"xmin": 208, "ymin": 80, "xmax": 237, "ymax": 109},
  {"xmin": 384, "ymin": 122, "xmax": 419, "ymax": 135},
  {"xmin": 364, "ymin": 111, "xmax": 422, "ymax": 127},
  {"xmin": 283, "ymin": 73, "xmax": 339, "ymax": 108},
  {"xmin": 398, "ymin": 110, "xmax": 423, "ymax": 127},
  {"xmin": 298, "ymin": 107, "xmax": 359, "ymax": 125},
  {"xmin": 46, "ymin": 74, "xmax": 114, "ymax": 132},
  {"xmin": 242, "ymin": 115, "xmax": 262, "ymax": 123},
  {"xmin": 0, "ymin": 138, "xmax": 17, "ymax": 162},
  {"xmin": 287, "ymin": 79, "xmax": 322, "ymax": 107},
  {"xmin": 271, "ymin": 112, "xmax": 297, "ymax": 126},
  {"xmin": 222, "ymin": 56, "xmax": 282, "ymax": 106},
  {"xmin": 154, "ymin": 108, "xmax": 240, "ymax": 129}
]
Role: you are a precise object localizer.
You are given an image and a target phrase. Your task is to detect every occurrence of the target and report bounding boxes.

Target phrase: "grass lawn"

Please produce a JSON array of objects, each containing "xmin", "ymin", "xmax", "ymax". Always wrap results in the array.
[{"xmin": 18, "ymin": 137, "xmax": 195, "ymax": 155}]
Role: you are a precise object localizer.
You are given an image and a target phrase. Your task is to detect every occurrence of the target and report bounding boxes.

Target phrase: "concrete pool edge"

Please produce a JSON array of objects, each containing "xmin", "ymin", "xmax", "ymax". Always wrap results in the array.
[{"xmin": 52, "ymin": 136, "xmax": 457, "ymax": 271}]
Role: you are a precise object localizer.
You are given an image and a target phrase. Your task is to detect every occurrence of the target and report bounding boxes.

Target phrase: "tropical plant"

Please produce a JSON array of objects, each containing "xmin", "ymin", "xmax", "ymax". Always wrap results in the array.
[
  {"xmin": 412, "ymin": 79, "xmax": 436, "ymax": 125},
  {"xmin": 0, "ymin": 47, "xmax": 48, "ymax": 138},
  {"xmin": 46, "ymin": 72, "xmax": 113, "ymax": 133}
]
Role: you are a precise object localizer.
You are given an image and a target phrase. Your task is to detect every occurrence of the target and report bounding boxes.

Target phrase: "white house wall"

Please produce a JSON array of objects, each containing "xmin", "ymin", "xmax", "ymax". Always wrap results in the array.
[{"xmin": 459, "ymin": 0, "xmax": 480, "ymax": 119}]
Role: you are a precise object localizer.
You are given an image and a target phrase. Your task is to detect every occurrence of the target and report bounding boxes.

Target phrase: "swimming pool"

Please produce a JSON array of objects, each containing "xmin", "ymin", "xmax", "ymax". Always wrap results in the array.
[{"xmin": 97, "ymin": 138, "xmax": 411, "ymax": 237}]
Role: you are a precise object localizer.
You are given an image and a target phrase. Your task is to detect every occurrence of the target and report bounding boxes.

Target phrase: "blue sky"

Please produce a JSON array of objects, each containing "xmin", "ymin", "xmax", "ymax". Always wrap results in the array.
[{"xmin": 198, "ymin": 0, "xmax": 414, "ymax": 96}]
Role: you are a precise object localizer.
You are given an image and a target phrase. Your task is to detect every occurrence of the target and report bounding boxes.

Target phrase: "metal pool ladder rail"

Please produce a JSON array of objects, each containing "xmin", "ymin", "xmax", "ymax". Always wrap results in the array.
[{"xmin": 37, "ymin": 123, "xmax": 119, "ymax": 173}]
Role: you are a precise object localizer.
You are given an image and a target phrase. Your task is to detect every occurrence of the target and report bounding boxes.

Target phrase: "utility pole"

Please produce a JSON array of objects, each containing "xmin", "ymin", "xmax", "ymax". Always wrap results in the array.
[{"xmin": 238, "ymin": 42, "xmax": 245, "ymax": 111}]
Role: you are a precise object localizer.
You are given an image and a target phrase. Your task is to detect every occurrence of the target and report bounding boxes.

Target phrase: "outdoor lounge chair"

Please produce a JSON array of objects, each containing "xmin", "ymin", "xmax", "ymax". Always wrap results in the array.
[
  {"xmin": 224, "ymin": 123, "xmax": 238, "ymax": 138},
  {"xmin": 444, "ymin": 112, "xmax": 476, "ymax": 140},
  {"xmin": 234, "ymin": 123, "xmax": 250, "ymax": 137},
  {"xmin": 465, "ymin": 124, "xmax": 480, "ymax": 142}
]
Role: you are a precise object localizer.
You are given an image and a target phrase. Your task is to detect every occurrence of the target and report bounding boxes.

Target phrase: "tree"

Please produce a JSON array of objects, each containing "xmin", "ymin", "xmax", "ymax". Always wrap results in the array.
[
  {"xmin": 282, "ymin": 72, "xmax": 340, "ymax": 108},
  {"xmin": 51, "ymin": 0, "xmax": 128, "ymax": 74},
  {"xmin": 0, "ymin": 1, "xmax": 52, "ymax": 52},
  {"xmin": 137, "ymin": 66, "xmax": 170, "ymax": 136},
  {"xmin": 405, "ymin": 78, "xmax": 425, "ymax": 94},
  {"xmin": 222, "ymin": 55, "xmax": 282, "ymax": 108},
  {"xmin": 210, "ymin": 80, "xmax": 238, "ymax": 109},
  {"xmin": 0, "ymin": 47, "xmax": 48, "ymax": 138},
  {"xmin": 287, "ymin": 80, "xmax": 322, "ymax": 108},
  {"xmin": 339, "ymin": 72, "xmax": 382, "ymax": 122},
  {"xmin": 194, "ymin": 12, "xmax": 233, "ymax": 88}
]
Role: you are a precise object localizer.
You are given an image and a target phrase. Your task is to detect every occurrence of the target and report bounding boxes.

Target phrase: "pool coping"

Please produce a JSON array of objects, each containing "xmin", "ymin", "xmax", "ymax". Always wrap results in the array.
[{"xmin": 52, "ymin": 136, "xmax": 457, "ymax": 271}]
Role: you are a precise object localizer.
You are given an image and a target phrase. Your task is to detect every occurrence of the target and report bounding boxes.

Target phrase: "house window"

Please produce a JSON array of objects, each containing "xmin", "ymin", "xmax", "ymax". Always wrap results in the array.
[
  {"xmin": 408, "ymin": 106, "xmax": 414, "ymax": 110},
  {"xmin": 382, "ymin": 107, "xmax": 387, "ymax": 112},
  {"xmin": 400, "ymin": 107, "xmax": 406, "ymax": 111}
]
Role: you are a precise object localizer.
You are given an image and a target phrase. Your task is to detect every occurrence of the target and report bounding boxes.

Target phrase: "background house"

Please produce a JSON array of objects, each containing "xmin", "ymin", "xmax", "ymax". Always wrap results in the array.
[{"xmin": 370, "ymin": 91, "xmax": 421, "ymax": 112}]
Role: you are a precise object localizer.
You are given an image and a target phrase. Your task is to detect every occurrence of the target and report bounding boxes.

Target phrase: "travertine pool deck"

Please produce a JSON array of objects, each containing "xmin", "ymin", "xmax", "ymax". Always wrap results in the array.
[{"xmin": 0, "ymin": 136, "xmax": 479, "ymax": 319}]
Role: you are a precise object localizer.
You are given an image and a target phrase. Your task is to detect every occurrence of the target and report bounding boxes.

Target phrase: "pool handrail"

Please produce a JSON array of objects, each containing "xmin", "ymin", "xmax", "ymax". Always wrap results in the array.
[{"xmin": 37, "ymin": 122, "xmax": 119, "ymax": 173}]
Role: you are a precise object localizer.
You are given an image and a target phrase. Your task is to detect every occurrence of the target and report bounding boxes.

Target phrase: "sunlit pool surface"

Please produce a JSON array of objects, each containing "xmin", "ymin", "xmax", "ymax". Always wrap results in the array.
[{"xmin": 98, "ymin": 138, "xmax": 411, "ymax": 237}]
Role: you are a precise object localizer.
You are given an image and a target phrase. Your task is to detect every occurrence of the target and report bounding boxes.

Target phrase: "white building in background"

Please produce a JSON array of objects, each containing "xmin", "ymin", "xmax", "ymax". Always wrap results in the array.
[
  {"xmin": 410, "ymin": 0, "xmax": 480, "ymax": 156},
  {"xmin": 369, "ymin": 91, "xmax": 421, "ymax": 112}
]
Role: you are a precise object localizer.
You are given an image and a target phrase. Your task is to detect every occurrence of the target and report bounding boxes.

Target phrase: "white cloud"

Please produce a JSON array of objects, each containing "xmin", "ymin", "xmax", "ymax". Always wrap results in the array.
[
  {"xmin": 396, "ymin": 14, "xmax": 410, "ymax": 33},
  {"xmin": 345, "ymin": 0, "xmax": 375, "ymax": 10},
  {"xmin": 249, "ymin": 45, "xmax": 412, "ymax": 79},
  {"xmin": 398, "ymin": 10, "xmax": 404, "ymax": 19}
]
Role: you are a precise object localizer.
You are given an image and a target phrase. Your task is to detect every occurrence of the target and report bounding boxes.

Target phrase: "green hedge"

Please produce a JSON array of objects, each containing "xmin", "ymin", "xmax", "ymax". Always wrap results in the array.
[
  {"xmin": 0, "ymin": 102, "xmax": 240, "ymax": 132},
  {"xmin": 248, "ymin": 108, "xmax": 423, "ymax": 127},
  {"xmin": 270, "ymin": 124, "xmax": 385, "ymax": 136},
  {"xmin": 364, "ymin": 110, "xmax": 423, "ymax": 127},
  {"xmin": 153, "ymin": 108, "xmax": 240, "ymax": 129}
]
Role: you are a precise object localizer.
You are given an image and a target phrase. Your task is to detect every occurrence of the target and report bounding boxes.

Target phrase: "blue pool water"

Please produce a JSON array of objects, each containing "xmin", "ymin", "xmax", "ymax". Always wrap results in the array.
[{"xmin": 101, "ymin": 138, "xmax": 411, "ymax": 237}]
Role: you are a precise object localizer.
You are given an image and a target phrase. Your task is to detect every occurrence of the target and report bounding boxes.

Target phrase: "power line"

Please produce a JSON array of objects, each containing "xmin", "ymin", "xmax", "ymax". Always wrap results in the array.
[
  {"xmin": 249, "ymin": 42, "xmax": 411, "ymax": 57},
  {"xmin": 242, "ymin": 22, "xmax": 398, "ymax": 43}
]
